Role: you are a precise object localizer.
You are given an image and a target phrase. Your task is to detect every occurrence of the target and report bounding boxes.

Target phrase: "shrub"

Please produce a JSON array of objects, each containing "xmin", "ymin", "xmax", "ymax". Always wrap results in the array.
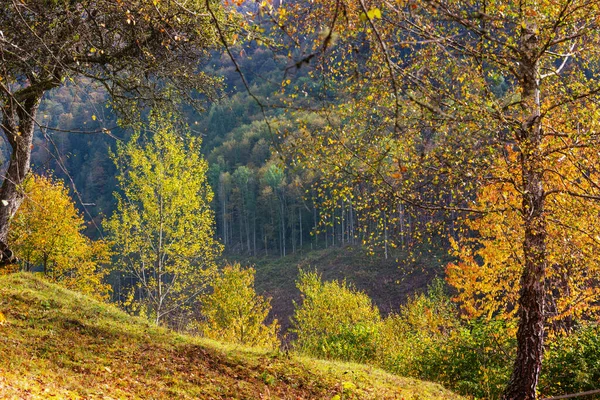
[
  {"xmin": 376, "ymin": 279, "xmax": 515, "ymax": 399},
  {"xmin": 541, "ymin": 324, "xmax": 600, "ymax": 398},
  {"xmin": 200, "ymin": 263, "xmax": 279, "ymax": 349},
  {"xmin": 376, "ymin": 279, "xmax": 459, "ymax": 376},
  {"xmin": 422, "ymin": 319, "xmax": 515, "ymax": 399},
  {"xmin": 291, "ymin": 269, "xmax": 381, "ymax": 363}
]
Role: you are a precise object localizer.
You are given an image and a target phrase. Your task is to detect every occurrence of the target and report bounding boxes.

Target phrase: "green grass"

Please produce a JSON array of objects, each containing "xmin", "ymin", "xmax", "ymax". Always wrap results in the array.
[{"xmin": 0, "ymin": 272, "xmax": 461, "ymax": 399}]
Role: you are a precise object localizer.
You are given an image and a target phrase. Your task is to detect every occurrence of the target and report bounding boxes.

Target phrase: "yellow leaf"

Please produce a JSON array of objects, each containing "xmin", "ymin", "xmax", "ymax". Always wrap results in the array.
[
  {"xmin": 367, "ymin": 8, "xmax": 382, "ymax": 20},
  {"xmin": 91, "ymin": 115, "xmax": 97, "ymax": 121},
  {"xmin": 0, "ymin": 311, "xmax": 6, "ymax": 326},
  {"xmin": 342, "ymin": 381, "xmax": 357, "ymax": 390}
]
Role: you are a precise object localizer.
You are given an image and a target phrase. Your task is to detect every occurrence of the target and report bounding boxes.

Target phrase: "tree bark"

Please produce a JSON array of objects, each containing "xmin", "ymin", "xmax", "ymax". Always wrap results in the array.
[
  {"xmin": 0, "ymin": 90, "xmax": 45, "ymax": 264},
  {"xmin": 503, "ymin": 22, "xmax": 546, "ymax": 400}
]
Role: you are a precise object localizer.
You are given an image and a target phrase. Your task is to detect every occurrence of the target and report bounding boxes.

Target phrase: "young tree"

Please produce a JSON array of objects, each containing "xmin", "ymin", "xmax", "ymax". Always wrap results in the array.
[
  {"xmin": 9, "ymin": 174, "xmax": 111, "ymax": 300},
  {"xmin": 275, "ymin": 1, "xmax": 600, "ymax": 397},
  {"xmin": 0, "ymin": 0, "xmax": 225, "ymax": 263},
  {"xmin": 200, "ymin": 263, "xmax": 279, "ymax": 349},
  {"xmin": 105, "ymin": 111, "xmax": 222, "ymax": 325}
]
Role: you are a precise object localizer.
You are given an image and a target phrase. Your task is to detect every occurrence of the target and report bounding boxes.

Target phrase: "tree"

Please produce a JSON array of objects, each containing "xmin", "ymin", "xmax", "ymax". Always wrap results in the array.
[
  {"xmin": 199, "ymin": 263, "xmax": 279, "ymax": 349},
  {"xmin": 0, "ymin": 0, "xmax": 225, "ymax": 263},
  {"xmin": 9, "ymin": 174, "xmax": 111, "ymax": 300},
  {"xmin": 447, "ymin": 149, "xmax": 600, "ymax": 332},
  {"xmin": 105, "ymin": 111, "xmax": 222, "ymax": 325},
  {"xmin": 264, "ymin": 163, "xmax": 286, "ymax": 256},
  {"xmin": 275, "ymin": 1, "xmax": 600, "ymax": 397}
]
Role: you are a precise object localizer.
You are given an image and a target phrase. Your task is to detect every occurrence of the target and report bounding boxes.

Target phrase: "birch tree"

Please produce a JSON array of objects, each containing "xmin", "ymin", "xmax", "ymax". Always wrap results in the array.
[
  {"xmin": 276, "ymin": 1, "xmax": 600, "ymax": 398},
  {"xmin": 105, "ymin": 111, "xmax": 222, "ymax": 325}
]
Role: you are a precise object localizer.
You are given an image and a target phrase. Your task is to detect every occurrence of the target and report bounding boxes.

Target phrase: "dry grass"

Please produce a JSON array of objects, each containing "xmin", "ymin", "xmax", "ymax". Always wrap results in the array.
[{"xmin": 0, "ymin": 272, "xmax": 461, "ymax": 399}]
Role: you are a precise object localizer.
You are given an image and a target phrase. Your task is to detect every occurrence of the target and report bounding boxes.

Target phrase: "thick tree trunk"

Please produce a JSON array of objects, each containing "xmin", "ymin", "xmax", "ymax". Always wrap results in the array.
[
  {"xmin": 503, "ymin": 22, "xmax": 546, "ymax": 400},
  {"xmin": 0, "ymin": 92, "xmax": 44, "ymax": 264}
]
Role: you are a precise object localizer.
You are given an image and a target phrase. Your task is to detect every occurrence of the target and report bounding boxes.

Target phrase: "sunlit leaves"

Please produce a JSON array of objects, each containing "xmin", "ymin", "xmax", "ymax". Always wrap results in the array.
[
  {"xmin": 10, "ymin": 174, "xmax": 111, "ymax": 300},
  {"xmin": 105, "ymin": 110, "xmax": 222, "ymax": 325},
  {"xmin": 199, "ymin": 263, "xmax": 279, "ymax": 349}
]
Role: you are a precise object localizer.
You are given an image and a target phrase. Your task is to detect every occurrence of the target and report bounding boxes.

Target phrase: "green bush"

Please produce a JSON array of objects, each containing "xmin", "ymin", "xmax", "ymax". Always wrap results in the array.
[
  {"xmin": 376, "ymin": 279, "xmax": 515, "ymax": 399},
  {"xmin": 200, "ymin": 263, "xmax": 279, "ymax": 349},
  {"xmin": 318, "ymin": 322, "xmax": 380, "ymax": 362},
  {"xmin": 375, "ymin": 279, "xmax": 459, "ymax": 375},
  {"xmin": 291, "ymin": 269, "xmax": 381, "ymax": 363},
  {"xmin": 541, "ymin": 324, "xmax": 600, "ymax": 398},
  {"xmin": 421, "ymin": 319, "xmax": 515, "ymax": 399}
]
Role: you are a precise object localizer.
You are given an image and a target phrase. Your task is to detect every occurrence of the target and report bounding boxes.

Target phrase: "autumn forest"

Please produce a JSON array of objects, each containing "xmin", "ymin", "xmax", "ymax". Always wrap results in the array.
[{"xmin": 1, "ymin": 1, "xmax": 600, "ymax": 399}]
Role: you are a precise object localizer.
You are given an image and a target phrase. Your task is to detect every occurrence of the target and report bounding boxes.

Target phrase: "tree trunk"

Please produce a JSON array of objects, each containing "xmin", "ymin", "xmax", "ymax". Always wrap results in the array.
[
  {"xmin": 0, "ymin": 91, "xmax": 44, "ymax": 264},
  {"xmin": 503, "ymin": 22, "xmax": 546, "ymax": 400}
]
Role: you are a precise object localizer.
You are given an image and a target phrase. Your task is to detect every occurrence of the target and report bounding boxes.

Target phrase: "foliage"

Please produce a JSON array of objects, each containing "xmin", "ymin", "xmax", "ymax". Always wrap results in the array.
[
  {"xmin": 276, "ymin": 1, "xmax": 600, "ymax": 395},
  {"xmin": 447, "ymin": 150, "xmax": 600, "ymax": 332},
  {"xmin": 419, "ymin": 320, "xmax": 516, "ymax": 399},
  {"xmin": 376, "ymin": 280, "xmax": 515, "ymax": 399},
  {"xmin": 292, "ymin": 269, "xmax": 381, "ymax": 363},
  {"xmin": 9, "ymin": 174, "xmax": 111, "ymax": 300},
  {"xmin": 0, "ymin": 0, "xmax": 226, "ymax": 263},
  {"xmin": 541, "ymin": 324, "xmax": 600, "ymax": 398},
  {"xmin": 0, "ymin": 0, "xmax": 224, "ymax": 115},
  {"xmin": 375, "ymin": 279, "xmax": 459, "ymax": 376},
  {"xmin": 199, "ymin": 263, "xmax": 279, "ymax": 349},
  {"xmin": 105, "ymin": 111, "xmax": 222, "ymax": 325}
]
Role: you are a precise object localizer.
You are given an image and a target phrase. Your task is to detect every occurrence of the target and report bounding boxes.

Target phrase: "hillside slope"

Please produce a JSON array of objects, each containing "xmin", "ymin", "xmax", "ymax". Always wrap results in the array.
[
  {"xmin": 0, "ymin": 273, "xmax": 460, "ymax": 399},
  {"xmin": 228, "ymin": 246, "xmax": 447, "ymax": 332}
]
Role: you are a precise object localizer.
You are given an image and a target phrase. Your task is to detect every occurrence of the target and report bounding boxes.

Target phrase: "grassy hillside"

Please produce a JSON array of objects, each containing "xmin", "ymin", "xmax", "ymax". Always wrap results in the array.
[
  {"xmin": 226, "ymin": 246, "xmax": 448, "ymax": 332},
  {"xmin": 0, "ymin": 273, "xmax": 460, "ymax": 399}
]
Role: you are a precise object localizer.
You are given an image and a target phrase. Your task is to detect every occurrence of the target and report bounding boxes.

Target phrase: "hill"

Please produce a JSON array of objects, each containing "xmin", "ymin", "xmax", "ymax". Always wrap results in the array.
[
  {"xmin": 0, "ymin": 273, "xmax": 460, "ymax": 399},
  {"xmin": 227, "ymin": 245, "xmax": 448, "ymax": 332}
]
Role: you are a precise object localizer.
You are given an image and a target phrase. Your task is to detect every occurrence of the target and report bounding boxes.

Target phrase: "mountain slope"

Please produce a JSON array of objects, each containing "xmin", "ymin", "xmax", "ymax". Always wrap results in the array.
[
  {"xmin": 230, "ymin": 246, "xmax": 447, "ymax": 332},
  {"xmin": 0, "ymin": 273, "xmax": 460, "ymax": 399}
]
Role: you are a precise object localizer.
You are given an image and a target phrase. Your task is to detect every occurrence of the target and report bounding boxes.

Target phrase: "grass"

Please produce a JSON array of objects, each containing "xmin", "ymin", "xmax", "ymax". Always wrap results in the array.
[{"xmin": 0, "ymin": 272, "xmax": 461, "ymax": 399}]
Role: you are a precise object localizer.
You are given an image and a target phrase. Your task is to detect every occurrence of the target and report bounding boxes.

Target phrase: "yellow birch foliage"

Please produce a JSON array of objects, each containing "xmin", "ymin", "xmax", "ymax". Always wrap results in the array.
[
  {"xmin": 447, "ymin": 146, "xmax": 600, "ymax": 331},
  {"xmin": 200, "ymin": 263, "xmax": 279, "ymax": 349},
  {"xmin": 9, "ymin": 174, "xmax": 111, "ymax": 300},
  {"xmin": 105, "ymin": 111, "xmax": 222, "ymax": 325}
]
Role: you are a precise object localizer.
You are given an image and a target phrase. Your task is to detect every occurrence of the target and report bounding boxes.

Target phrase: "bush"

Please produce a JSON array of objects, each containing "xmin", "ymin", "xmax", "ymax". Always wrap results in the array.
[
  {"xmin": 291, "ymin": 269, "xmax": 381, "ymax": 363},
  {"xmin": 376, "ymin": 279, "xmax": 515, "ymax": 399},
  {"xmin": 376, "ymin": 279, "xmax": 459, "ymax": 377},
  {"xmin": 200, "ymin": 263, "xmax": 279, "ymax": 349},
  {"xmin": 422, "ymin": 319, "xmax": 515, "ymax": 399},
  {"xmin": 541, "ymin": 324, "xmax": 600, "ymax": 398}
]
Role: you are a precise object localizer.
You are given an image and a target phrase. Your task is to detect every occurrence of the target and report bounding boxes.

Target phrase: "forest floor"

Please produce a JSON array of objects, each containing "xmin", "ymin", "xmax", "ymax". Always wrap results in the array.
[
  {"xmin": 0, "ymin": 273, "xmax": 460, "ymax": 399},
  {"xmin": 224, "ymin": 245, "xmax": 450, "ymax": 332}
]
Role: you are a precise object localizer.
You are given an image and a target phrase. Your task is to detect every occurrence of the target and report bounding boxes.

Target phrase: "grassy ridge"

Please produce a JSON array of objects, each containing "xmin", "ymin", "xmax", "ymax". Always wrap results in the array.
[{"xmin": 0, "ymin": 273, "xmax": 460, "ymax": 399}]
